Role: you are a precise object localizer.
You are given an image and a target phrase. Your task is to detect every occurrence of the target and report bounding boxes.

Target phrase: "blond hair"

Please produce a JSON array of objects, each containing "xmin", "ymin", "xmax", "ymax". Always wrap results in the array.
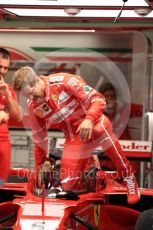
[{"xmin": 13, "ymin": 66, "xmax": 37, "ymax": 91}]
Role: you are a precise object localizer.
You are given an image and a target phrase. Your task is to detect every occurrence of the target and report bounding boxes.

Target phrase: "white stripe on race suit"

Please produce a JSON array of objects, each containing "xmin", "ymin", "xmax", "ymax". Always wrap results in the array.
[
  {"xmin": 99, "ymin": 137, "xmax": 110, "ymax": 144},
  {"xmin": 33, "ymin": 137, "xmax": 48, "ymax": 143},
  {"xmin": 85, "ymin": 90, "xmax": 105, "ymax": 104},
  {"xmin": 91, "ymin": 98, "xmax": 106, "ymax": 104},
  {"xmin": 100, "ymin": 116, "xmax": 128, "ymax": 171},
  {"xmin": 27, "ymin": 98, "xmax": 33, "ymax": 106},
  {"xmin": 33, "ymin": 124, "xmax": 46, "ymax": 133},
  {"xmin": 49, "ymin": 76, "xmax": 64, "ymax": 82}
]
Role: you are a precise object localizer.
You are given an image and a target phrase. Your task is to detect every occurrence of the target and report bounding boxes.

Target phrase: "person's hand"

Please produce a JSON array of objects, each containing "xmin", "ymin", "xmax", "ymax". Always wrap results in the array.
[
  {"xmin": 0, "ymin": 111, "xmax": 9, "ymax": 124},
  {"xmin": 0, "ymin": 77, "xmax": 9, "ymax": 97},
  {"xmin": 76, "ymin": 119, "xmax": 94, "ymax": 141}
]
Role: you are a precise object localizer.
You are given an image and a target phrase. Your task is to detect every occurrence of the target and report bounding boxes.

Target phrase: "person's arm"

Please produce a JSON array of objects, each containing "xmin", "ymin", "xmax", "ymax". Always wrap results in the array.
[
  {"xmin": 0, "ymin": 80, "xmax": 22, "ymax": 121},
  {"xmin": 28, "ymin": 101, "xmax": 48, "ymax": 168},
  {"xmin": 64, "ymin": 74, "xmax": 106, "ymax": 122},
  {"xmin": 64, "ymin": 74, "xmax": 106, "ymax": 140}
]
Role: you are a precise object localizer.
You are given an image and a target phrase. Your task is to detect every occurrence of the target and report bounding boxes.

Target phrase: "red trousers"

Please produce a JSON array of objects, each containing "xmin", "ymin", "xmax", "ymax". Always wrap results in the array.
[
  {"xmin": 0, "ymin": 140, "xmax": 11, "ymax": 181},
  {"xmin": 61, "ymin": 115, "xmax": 132, "ymax": 190}
]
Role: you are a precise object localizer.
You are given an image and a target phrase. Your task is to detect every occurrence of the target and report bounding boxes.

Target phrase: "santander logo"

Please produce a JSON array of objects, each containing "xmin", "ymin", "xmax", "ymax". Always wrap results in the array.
[
  {"xmin": 56, "ymin": 138, "xmax": 152, "ymax": 153},
  {"xmin": 120, "ymin": 140, "xmax": 152, "ymax": 152}
]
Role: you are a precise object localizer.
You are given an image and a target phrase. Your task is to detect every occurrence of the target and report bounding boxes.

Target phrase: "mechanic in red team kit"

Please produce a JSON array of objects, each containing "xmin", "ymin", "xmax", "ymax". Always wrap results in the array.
[
  {"xmin": 13, "ymin": 66, "xmax": 140, "ymax": 204},
  {"xmin": 99, "ymin": 82, "xmax": 142, "ymax": 174},
  {"xmin": 100, "ymin": 82, "xmax": 142, "ymax": 140},
  {"xmin": 0, "ymin": 48, "xmax": 22, "ymax": 182}
]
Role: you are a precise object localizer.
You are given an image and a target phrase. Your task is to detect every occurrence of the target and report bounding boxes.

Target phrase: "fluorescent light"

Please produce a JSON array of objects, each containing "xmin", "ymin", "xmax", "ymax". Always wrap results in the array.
[
  {"xmin": 0, "ymin": 28, "xmax": 95, "ymax": 32},
  {"xmin": 4, "ymin": 8, "xmax": 153, "ymax": 18},
  {"xmin": 0, "ymin": 0, "xmax": 148, "ymax": 7}
]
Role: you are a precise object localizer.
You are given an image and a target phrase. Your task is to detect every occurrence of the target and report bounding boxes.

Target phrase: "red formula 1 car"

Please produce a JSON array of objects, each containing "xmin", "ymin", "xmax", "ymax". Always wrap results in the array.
[{"xmin": 0, "ymin": 140, "xmax": 153, "ymax": 230}]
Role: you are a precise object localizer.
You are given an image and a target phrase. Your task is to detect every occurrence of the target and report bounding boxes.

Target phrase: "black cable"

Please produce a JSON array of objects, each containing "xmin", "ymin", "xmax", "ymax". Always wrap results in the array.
[
  {"xmin": 0, "ymin": 212, "xmax": 16, "ymax": 224},
  {"xmin": 71, "ymin": 213, "xmax": 99, "ymax": 230},
  {"xmin": 114, "ymin": 0, "xmax": 128, "ymax": 23}
]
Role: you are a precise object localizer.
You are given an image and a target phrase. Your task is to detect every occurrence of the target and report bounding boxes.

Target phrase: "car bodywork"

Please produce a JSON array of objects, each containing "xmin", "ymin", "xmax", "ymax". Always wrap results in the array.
[{"xmin": 0, "ymin": 158, "xmax": 153, "ymax": 230}]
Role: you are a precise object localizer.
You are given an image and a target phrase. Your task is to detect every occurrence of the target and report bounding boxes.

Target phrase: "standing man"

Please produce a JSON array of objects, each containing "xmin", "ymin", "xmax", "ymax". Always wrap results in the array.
[
  {"xmin": 100, "ymin": 82, "xmax": 142, "ymax": 175},
  {"xmin": 13, "ymin": 66, "xmax": 140, "ymax": 204},
  {"xmin": 0, "ymin": 48, "xmax": 22, "ymax": 182},
  {"xmin": 99, "ymin": 82, "xmax": 142, "ymax": 140}
]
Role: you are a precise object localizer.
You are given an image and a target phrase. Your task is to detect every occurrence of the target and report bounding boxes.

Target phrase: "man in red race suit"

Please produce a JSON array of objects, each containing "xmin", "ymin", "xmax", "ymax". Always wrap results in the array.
[
  {"xmin": 0, "ymin": 48, "xmax": 22, "ymax": 182},
  {"xmin": 13, "ymin": 66, "xmax": 140, "ymax": 204}
]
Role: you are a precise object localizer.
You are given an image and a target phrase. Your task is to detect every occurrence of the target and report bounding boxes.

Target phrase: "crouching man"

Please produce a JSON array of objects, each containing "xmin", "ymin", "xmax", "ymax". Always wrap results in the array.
[{"xmin": 13, "ymin": 66, "xmax": 140, "ymax": 204}]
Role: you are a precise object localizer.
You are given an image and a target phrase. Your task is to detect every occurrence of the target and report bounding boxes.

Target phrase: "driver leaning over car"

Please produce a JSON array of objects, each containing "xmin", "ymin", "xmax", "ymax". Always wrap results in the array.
[{"xmin": 13, "ymin": 66, "xmax": 140, "ymax": 204}]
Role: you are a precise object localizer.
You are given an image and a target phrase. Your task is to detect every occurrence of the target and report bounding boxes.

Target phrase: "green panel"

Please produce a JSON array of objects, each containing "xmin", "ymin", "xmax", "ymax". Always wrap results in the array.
[{"xmin": 31, "ymin": 47, "xmax": 132, "ymax": 53}]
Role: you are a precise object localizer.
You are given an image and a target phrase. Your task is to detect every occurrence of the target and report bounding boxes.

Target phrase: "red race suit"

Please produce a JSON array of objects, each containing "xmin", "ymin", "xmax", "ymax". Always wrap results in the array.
[
  {"xmin": 0, "ymin": 85, "xmax": 17, "ymax": 181},
  {"xmin": 103, "ymin": 103, "xmax": 142, "ymax": 174},
  {"xmin": 27, "ymin": 73, "xmax": 132, "ymax": 190}
]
